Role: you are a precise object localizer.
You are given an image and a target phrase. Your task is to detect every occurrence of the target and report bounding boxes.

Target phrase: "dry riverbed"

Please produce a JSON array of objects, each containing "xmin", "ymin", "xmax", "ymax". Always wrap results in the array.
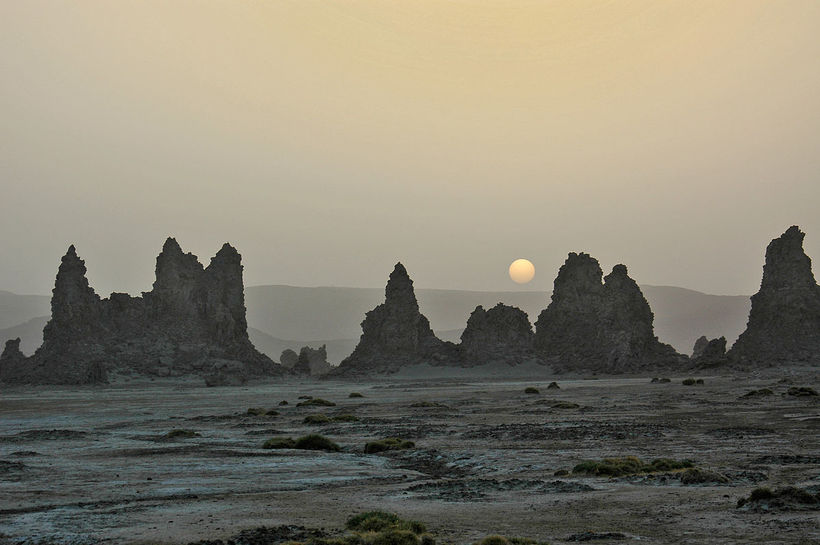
[{"xmin": 0, "ymin": 372, "xmax": 818, "ymax": 545}]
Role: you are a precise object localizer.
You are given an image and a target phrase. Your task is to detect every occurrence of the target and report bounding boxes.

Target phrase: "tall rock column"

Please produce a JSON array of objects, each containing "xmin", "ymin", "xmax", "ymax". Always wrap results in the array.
[{"xmin": 729, "ymin": 226, "xmax": 820, "ymax": 365}]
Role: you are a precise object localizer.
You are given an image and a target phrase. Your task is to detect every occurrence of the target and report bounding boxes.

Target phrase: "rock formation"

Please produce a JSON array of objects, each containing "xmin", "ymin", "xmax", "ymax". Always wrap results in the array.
[
  {"xmin": 728, "ymin": 226, "xmax": 820, "ymax": 366},
  {"xmin": 690, "ymin": 336, "xmax": 727, "ymax": 367},
  {"xmin": 279, "ymin": 349, "xmax": 299, "ymax": 369},
  {"xmin": 0, "ymin": 238, "xmax": 282, "ymax": 385},
  {"xmin": 294, "ymin": 345, "xmax": 332, "ymax": 376},
  {"xmin": 534, "ymin": 253, "xmax": 683, "ymax": 373},
  {"xmin": 334, "ymin": 263, "xmax": 454, "ymax": 375},
  {"xmin": 459, "ymin": 303, "xmax": 536, "ymax": 366}
]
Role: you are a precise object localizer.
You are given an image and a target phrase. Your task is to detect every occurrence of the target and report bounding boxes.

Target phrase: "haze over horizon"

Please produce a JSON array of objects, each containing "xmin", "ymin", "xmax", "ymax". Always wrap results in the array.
[{"xmin": 2, "ymin": 1, "xmax": 819, "ymax": 297}]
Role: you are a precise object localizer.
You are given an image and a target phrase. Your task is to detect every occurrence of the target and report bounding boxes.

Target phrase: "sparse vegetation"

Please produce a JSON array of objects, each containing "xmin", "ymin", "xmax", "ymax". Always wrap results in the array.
[
  {"xmin": 547, "ymin": 382, "xmax": 560, "ymax": 389},
  {"xmin": 551, "ymin": 401, "xmax": 580, "ymax": 409},
  {"xmin": 474, "ymin": 536, "xmax": 550, "ymax": 545},
  {"xmin": 572, "ymin": 456, "xmax": 694, "ymax": 477},
  {"xmin": 365, "ymin": 437, "xmax": 416, "ymax": 454},
  {"xmin": 682, "ymin": 378, "xmax": 701, "ymax": 386},
  {"xmin": 304, "ymin": 414, "xmax": 332, "ymax": 425},
  {"xmin": 679, "ymin": 468, "xmax": 730, "ymax": 484},
  {"xmin": 346, "ymin": 511, "xmax": 426, "ymax": 536},
  {"xmin": 164, "ymin": 429, "xmax": 200, "ymax": 439},
  {"xmin": 279, "ymin": 400, "xmax": 289, "ymax": 405},
  {"xmin": 349, "ymin": 392, "xmax": 365, "ymax": 398},
  {"xmin": 524, "ymin": 387, "xmax": 540, "ymax": 394},
  {"xmin": 262, "ymin": 437, "xmax": 296, "ymax": 449},
  {"xmin": 297, "ymin": 398, "xmax": 337, "ymax": 407},
  {"xmin": 737, "ymin": 486, "xmax": 820, "ymax": 509},
  {"xmin": 294, "ymin": 434, "xmax": 341, "ymax": 452}
]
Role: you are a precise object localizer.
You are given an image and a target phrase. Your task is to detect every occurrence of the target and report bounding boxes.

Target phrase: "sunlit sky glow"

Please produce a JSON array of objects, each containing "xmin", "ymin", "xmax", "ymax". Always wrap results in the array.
[{"xmin": 1, "ymin": 1, "xmax": 818, "ymax": 296}]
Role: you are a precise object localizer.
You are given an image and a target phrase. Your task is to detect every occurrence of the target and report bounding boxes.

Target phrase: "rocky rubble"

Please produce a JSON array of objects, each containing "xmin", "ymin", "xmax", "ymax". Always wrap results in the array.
[
  {"xmin": 728, "ymin": 226, "xmax": 820, "ymax": 366},
  {"xmin": 0, "ymin": 238, "xmax": 282, "ymax": 385},
  {"xmin": 534, "ymin": 253, "xmax": 683, "ymax": 373},
  {"xmin": 333, "ymin": 263, "xmax": 455, "ymax": 375},
  {"xmin": 459, "ymin": 303, "xmax": 536, "ymax": 366}
]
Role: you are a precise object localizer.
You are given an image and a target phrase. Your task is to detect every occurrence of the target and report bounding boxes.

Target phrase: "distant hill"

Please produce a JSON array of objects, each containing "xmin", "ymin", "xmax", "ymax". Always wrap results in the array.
[
  {"xmin": 0, "ymin": 316, "xmax": 48, "ymax": 356},
  {"xmin": 0, "ymin": 285, "xmax": 751, "ymax": 364},
  {"xmin": 0, "ymin": 291, "xmax": 49, "ymax": 329}
]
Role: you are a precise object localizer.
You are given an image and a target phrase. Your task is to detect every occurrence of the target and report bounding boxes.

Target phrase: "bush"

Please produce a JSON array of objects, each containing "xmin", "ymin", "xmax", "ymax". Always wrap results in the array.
[
  {"xmin": 164, "ymin": 429, "xmax": 200, "ymax": 439},
  {"xmin": 297, "ymin": 398, "xmax": 337, "ymax": 407},
  {"xmin": 294, "ymin": 434, "xmax": 340, "ymax": 452},
  {"xmin": 682, "ymin": 378, "xmax": 697, "ymax": 386},
  {"xmin": 737, "ymin": 486, "xmax": 819, "ymax": 508},
  {"xmin": 349, "ymin": 392, "xmax": 365, "ymax": 398},
  {"xmin": 573, "ymin": 456, "xmax": 693, "ymax": 477},
  {"xmin": 247, "ymin": 407, "xmax": 267, "ymax": 416},
  {"xmin": 372, "ymin": 529, "xmax": 421, "ymax": 545},
  {"xmin": 262, "ymin": 437, "xmax": 295, "ymax": 449},
  {"xmin": 524, "ymin": 387, "xmax": 540, "ymax": 394},
  {"xmin": 409, "ymin": 401, "xmax": 448, "ymax": 408},
  {"xmin": 304, "ymin": 414, "xmax": 332, "ymax": 425},
  {"xmin": 741, "ymin": 388, "xmax": 774, "ymax": 398},
  {"xmin": 659, "ymin": 378, "xmax": 671, "ymax": 383},
  {"xmin": 279, "ymin": 400, "xmax": 289, "ymax": 405},
  {"xmin": 346, "ymin": 512, "xmax": 426, "ymax": 534},
  {"xmin": 547, "ymin": 382, "xmax": 560, "ymax": 390},
  {"xmin": 365, "ymin": 437, "xmax": 416, "ymax": 454}
]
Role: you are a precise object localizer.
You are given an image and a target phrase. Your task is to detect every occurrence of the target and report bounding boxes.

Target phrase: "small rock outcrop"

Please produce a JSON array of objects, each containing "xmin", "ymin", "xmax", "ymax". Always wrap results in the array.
[
  {"xmin": 534, "ymin": 253, "xmax": 683, "ymax": 373},
  {"xmin": 294, "ymin": 345, "xmax": 332, "ymax": 376},
  {"xmin": 459, "ymin": 303, "xmax": 536, "ymax": 366},
  {"xmin": 690, "ymin": 335, "xmax": 727, "ymax": 367},
  {"xmin": 279, "ymin": 349, "xmax": 299, "ymax": 369},
  {"xmin": 0, "ymin": 238, "xmax": 282, "ymax": 385},
  {"xmin": 334, "ymin": 263, "xmax": 454, "ymax": 375},
  {"xmin": 729, "ymin": 226, "xmax": 820, "ymax": 366}
]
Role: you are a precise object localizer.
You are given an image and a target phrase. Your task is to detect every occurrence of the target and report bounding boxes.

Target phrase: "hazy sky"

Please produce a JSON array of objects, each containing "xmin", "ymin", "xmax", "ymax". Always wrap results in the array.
[{"xmin": 2, "ymin": 1, "xmax": 819, "ymax": 297}]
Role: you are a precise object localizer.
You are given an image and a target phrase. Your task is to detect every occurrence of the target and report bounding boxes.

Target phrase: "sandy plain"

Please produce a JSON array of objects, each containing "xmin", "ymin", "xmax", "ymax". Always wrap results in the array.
[{"xmin": 0, "ymin": 369, "xmax": 818, "ymax": 545}]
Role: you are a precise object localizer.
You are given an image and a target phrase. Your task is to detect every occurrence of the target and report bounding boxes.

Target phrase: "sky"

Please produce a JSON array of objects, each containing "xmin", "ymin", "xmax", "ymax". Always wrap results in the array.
[{"xmin": 1, "ymin": 1, "xmax": 819, "ymax": 297}]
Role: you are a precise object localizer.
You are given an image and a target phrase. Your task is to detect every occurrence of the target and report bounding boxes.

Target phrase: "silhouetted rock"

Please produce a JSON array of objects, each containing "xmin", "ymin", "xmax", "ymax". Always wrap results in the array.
[
  {"xmin": 280, "ymin": 349, "xmax": 299, "ymax": 369},
  {"xmin": 729, "ymin": 226, "xmax": 820, "ymax": 366},
  {"xmin": 0, "ymin": 338, "xmax": 26, "ymax": 382},
  {"xmin": 294, "ymin": 345, "xmax": 331, "ymax": 376},
  {"xmin": 534, "ymin": 253, "xmax": 683, "ymax": 373},
  {"xmin": 690, "ymin": 336, "xmax": 727, "ymax": 367},
  {"xmin": 0, "ymin": 239, "xmax": 282, "ymax": 385},
  {"xmin": 460, "ymin": 303, "xmax": 536, "ymax": 366},
  {"xmin": 335, "ymin": 263, "xmax": 454, "ymax": 375}
]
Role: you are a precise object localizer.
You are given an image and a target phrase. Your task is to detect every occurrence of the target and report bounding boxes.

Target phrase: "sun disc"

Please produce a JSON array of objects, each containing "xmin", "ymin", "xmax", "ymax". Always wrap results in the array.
[{"xmin": 509, "ymin": 258, "xmax": 535, "ymax": 284}]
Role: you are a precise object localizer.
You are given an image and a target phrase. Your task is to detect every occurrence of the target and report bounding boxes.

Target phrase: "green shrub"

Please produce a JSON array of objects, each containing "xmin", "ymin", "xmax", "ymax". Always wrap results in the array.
[
  {"xmin": 682, "ymin": 378, "xmax": 697, "ymax": 386},
  {"xmin": 304, "ymin": 414, "xmax": 332, "ymax": 425},
  {"xmin": 164, "ymin": 429, "xmax": 200, "ymax": 439},
  {"xmin": 294, "ymin": 434, "xmax": 340, "ymax": 451},
  {"xmin": 262, "ymin": 437, "xmax": 295, "ymax": 449},
  {"xmin": 524, "ymin": 387, "xmax": 540, "ymax": 394},
  {"xmin": 297, "ymin": 398, "xmax": 337, "ymax": 407},
  {"xmin": 573, "ymin": 456, "xmax": 693, "ymax": 477},
  {"xmin": 365, "ymin": 437, "xmax": 416, "ymax": 454},
  {"xmin": 346, "ymin": 511, "xmax": 426, "ymax": 534},
  {"xmin": 372, "ymin": 530, "xmax": 420, "ymax": 545},
  {"xmin": 349, "ymin": 392, "xmax": 365, "ymax": 398}
]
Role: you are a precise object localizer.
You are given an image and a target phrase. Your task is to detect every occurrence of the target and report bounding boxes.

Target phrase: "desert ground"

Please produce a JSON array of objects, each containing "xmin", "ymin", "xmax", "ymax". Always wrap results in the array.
[{"xmin": 1, "ymin": 370, "xmax": 818, "ymax": 545}]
